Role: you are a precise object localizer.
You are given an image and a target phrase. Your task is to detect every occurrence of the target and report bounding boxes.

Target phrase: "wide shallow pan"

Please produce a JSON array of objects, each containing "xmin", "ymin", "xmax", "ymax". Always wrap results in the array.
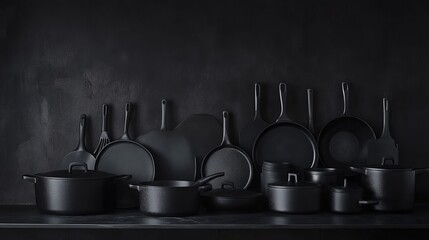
[{"xmin": 129, "ymin": 172, "xmax": 224, "ymax": 216}]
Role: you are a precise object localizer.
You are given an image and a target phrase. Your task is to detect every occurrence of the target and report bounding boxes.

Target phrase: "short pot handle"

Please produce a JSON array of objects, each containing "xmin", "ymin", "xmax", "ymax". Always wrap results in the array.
[
  {"xmin": 349, "ymin": 166, "xmax": 366, "ymax": 175},
  {"xmin": 68, "ymin": 162, "xmax": 88, "ymax": 173},
  {"xmin": 359, "ymin": 200, "xmax": 379, "ymax": 206},
  {"xmin": 381, "ymin": 157, "xmax": 395, "ymax": 166},
  {"xmin": 128, "ymin": 184, "xmax": 140, "ymax": 191},
  {"xmin": 415, "ymin": 168, "xmax": 429, "ymax": 175},
  {"xmin": 221, "ymin": 181, "xmax": 235, "ymax": 190},
  {"xmin": 288, "ymin": 173, "xmax": 298, "ymax": 183},
  {"xmin": 22, "ymin": 175, "xmax": 37, "ymax": 184},
  {"xmin": 115, "ymin": 175, "xmax": 132, "ymax": 180}
]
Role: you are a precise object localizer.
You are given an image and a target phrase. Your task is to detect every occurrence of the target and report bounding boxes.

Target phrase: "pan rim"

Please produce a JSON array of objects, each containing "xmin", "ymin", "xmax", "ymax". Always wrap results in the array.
[
  {"xmin": 252, "ymin": 121, "xmax": 318, "ymax": 173},
  {"xmin": 201, "ymin": 145, "xmax": 253, "ymax": 189},
  {"xmin": 95, "ymin": 139, "xmax": 156, "ymax": 181},
  {"xmin": 317, "ymin": 116, "xmax": 376, "ymax": 168}
]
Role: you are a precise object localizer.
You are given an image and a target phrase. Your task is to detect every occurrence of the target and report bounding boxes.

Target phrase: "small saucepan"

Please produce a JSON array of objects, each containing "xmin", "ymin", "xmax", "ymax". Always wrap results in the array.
[
  {"xmin": 129, "ymin": 172, "xmax": 224, "ymax": 216},
  {"xmin": 329, "ymin": 179, "xmax": 378, "ymax": 213},
  {"xmin": 202, "ymin": 181, "xmax": 262, "ymax": 212}
]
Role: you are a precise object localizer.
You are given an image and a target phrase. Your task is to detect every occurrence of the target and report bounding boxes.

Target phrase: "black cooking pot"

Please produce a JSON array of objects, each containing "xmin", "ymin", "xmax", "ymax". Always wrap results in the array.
[
  {"xmin": 129, "ymin": 172, "xmax": 224, "ymax": 216},
  {"xmin": 202, "ymin": 181, "xmax": 261, "ymax": 212},
  {"xmin": 22, "ymin": 162, "xmax": 130, "ymax": 215},
  {"xmin": 267, "ymin": 173, "xmax": 321, "ymax": 213},
  {"xmin": 329, "ymin": 179, "xmax": 378, "ymax": 213},
  {"xmin": 350, "ymin": 158, "xmax": 429, "ymax": 212},
  {"xmin": 304, "ymin": 168, "xmax": 344, "ymax": 187},
  {"xmin": 261, "ymin": 161, "xmax": 291, "ymax": 196}
]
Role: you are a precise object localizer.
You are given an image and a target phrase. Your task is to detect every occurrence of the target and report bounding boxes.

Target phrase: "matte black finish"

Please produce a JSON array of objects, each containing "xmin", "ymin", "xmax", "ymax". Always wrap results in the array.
[
  {"xmin": 175, "ymin": 114, "xmax": 223, "ymax": 179},
  {"xmin": 307, "ymin": 89, "xmax": 315, "ymax": 135},
  {"xmin": 137, "ymin": 99, "xmax": 196, "ymax": 181},
  {"xmin": 95, "ymin": 103, "xmax": 155, "ymax": 209},
  {"xmin": 22, "ymin": 162, "xmax": 130, "ymax": 215},
  {"xmin": 329, "ymin": 179, "xmax": 378, "ymax": 214},
  {"xmin": 202, "ymin": 182, "xmax": 262, "ymax": 212},
  {"xmin": 129, "ymin": 173, "xmax": 224, "ymax": 217},
  {"xmin": 93, "ymin": 104, "xmax": 111, "ymax": 156},
  {"xmin": 261, "ymin": 161, "xmax": 292, "ymax": 195},
  {"xmin": 267, "ymin": 173, "xmax": 321, "ymax": 213},
  {"xmin": 60, "ymin": 115, "xmax": 96, "ymax": 170},
  {"xmin": 318, "ymin": 82, "xmax": 376, "ymax": 169},
  {"xmin": 350, "ymin": 159, "xmax": 429, "ymax": 212},
  {"xmin": 304, "ymin": 168, "xmax": 345, "ymax": 187},
  {"xmin": 239, "ymin": 83, "xmax": 269, "ymax": 156},
  {"xmin": 201, "ymin": 111, "xmax": 253, "ymax": 189},
  {"xmin": 253, "ymin": 83, "xmax": 318, "ymax": 173},
  {"xmin": 367, "ymin": 98, "xmax": 399, "ymax": 165}
]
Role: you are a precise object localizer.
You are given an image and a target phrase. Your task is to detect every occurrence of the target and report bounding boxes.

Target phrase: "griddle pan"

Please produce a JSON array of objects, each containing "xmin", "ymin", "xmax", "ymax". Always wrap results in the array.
[
  {"xmin": 95, "ymin": 102, "xmax": 155, "ymax": 208},
  {"xmin": 239, "ymin": 83, "xmax": 269, "ymax": 156},
  {"xmin": 201, "ymin": 111, "xmax": 253, "ymax": 189},
  {"xmin": 137, "ymin": 99, "xmax": 196, "ymax": 181},
  {"xmin": 318, "ymin": 82, "xmax": 376, "ymax": 168},
  {"xmin": 253, "ymin": 83, "xmax": 318, "ymax": 173},
  {"xmin": 61, "ymin": 114, "xmax": 96, "ymax": 170}
]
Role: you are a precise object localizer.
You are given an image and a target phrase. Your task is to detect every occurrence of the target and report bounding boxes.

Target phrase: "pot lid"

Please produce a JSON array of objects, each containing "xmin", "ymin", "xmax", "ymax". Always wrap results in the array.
[
  {"xmin": 330, "ymin": 179, "xmax": 362, "ymax": 194},
  {"xmin": 363, "ymin": 158, "xmax": 413, "ymax": 171},
  {"xmin": 201, "ymin": 182, "xmax": 261, "ymax": 199},
  {"xmin": 36, "ymin": 162, "xmax": 117, "ymax": 180},
  {"xmin": 267, "ymin": 173, "xmax": 321, "ymax": 189},
  {"xmin": 305, "ymin": 168, "xmax": 344, "ymax": 175}
]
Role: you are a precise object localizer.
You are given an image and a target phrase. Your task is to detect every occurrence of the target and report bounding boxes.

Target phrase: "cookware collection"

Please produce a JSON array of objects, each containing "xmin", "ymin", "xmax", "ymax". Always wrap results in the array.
[{"xmin": 23, "ymin": 82, "xmax": 426, "ymax": 216}]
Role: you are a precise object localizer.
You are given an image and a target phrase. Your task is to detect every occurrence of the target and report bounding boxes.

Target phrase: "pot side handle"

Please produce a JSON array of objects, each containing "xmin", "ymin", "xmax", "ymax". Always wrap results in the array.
[
  {"xmin": 128, "ymin": 184, "xmax": 140, "ymax": 191},
  {"xmin": 359, "ymin": 200, "xmax": 379, "ymax": 206},
  {"xmin": 349, "ymin": 166, "xmax": 366, "ymax": 174},
  {"xmin": 22, "ymin": 175, "xmax": 37, "ymax": 184},
  {"xmin": 415, "ymin": 168, "xmax": 429, "ymax": 175}
]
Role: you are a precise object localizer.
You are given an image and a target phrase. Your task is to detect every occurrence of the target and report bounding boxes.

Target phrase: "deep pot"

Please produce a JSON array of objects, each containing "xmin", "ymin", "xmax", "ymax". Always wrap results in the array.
[
  {"xmin": 23, "ymin": 162, "xmax": 130, "ymax": 215},
  {"xmin": 329, "ymin": 179, "xmax": 378, "ymax": 213}
]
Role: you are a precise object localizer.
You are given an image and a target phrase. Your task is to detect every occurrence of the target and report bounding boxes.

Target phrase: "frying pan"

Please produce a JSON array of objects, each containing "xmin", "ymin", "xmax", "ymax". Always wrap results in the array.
[
  {"xmin": 61, "ymin": 114, "xmax": 96, "ymax": 170},
  {"xmin": 252, "ymin": 83, "xmax": 318, "ymax": 173},
  {"xmin": 367, "ymin": 98, "xmax": 398, "ymax": 165},
  {"xmin": 175, "ymin": 114, "xmax": 222, "ymax": 179},
  {"xmin": 95, "ymin": 102, "xmax": 155, "ymax": 208},
  {"xmin": 239, "ymin": 83, "xmax": 269, "ymax": 156},
  {"xmin": 201, "ymin": 111, "xmax": 253, "ymax": 189},
  {"xmin": 318, "ymin": 82, "xmax": 376, "ymax": 168},
  {"xmin": 137, "ymin": 99, "xmax": 196, "ymax": 180}
]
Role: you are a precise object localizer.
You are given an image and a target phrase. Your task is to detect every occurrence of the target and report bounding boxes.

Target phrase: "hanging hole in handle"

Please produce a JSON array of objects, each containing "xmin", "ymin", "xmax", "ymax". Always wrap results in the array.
[
  {"xmin": 288, "ymin": 173, "xmax": 298, "ymax": 183},
  {"xmin": 162, "ymin": 99, "xmax": 167, "ymax": 105},
  {"xmin": 125, "ymin": 102, "xmax": 131, "ymax": 111},
  {"xmin": 68, "ymin": 162, "xmax": 88, "ymax": 173},
  {"xmin": 279, "ymin": 82, "xmax": 286, "ymax": 92},
  {"xmin": 221, "ymin": 181, "xmax": 235, "ymax": 190},
  {"xmin": 381, "ymin": 157, "xmax": 395, "ymax": 166},
  {"xmin": 103, "ymin": 104, "xmax": 108, "ymax": 115},
  {"xmin": 223, "ymin": 111, "xmax": 229, "ymax": 119}
]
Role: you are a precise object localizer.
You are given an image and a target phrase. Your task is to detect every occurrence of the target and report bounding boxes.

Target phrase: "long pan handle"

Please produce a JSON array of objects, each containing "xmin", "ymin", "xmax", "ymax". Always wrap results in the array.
[
  {"xmin": 221, "ymin": 111, "xmax": 232, "ymax": 145},
  {"xmin": 160, "ymin": 99, "xmax": 167, "ymax": 131},
  {"xmin": 121, "ymin": 102, "xmax": 131, "ymax": 140},
  {"xmin": 254, "ymin": 83, "xmax": 262, "ymax": 120},
  {"xmin": 307, "ymin": 89, "xmax": 315, "ymax": 135},
  {"xmin": 77, "ymin": 114, "xmax": 87, "ymax": 151},
  {"xmin": 381, "ymin": 98, "xmax": 392, "ymax": 139},
  {"xmin": 342, "ymin": 82, "xmax": 350, "ymax": 116},
  {"xmin": 277, "ymin": 83, "xmax": 291, "ymax": 122},
  {"xmin": 102, "ymin": 104, "xmax": 108, "ymax": 132}
]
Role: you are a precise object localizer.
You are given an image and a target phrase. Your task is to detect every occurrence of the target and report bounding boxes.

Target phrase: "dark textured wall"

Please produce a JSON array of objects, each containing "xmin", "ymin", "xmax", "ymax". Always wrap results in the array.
[{"xmin": 2, "ymin": 0, "xmax": 429, "ymax": 205}]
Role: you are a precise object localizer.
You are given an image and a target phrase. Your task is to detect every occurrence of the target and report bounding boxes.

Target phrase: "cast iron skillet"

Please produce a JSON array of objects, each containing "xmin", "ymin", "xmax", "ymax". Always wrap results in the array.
[
  {"xmin": 253, "ymin": 83, "xmax": 318, "ymax": 173},
  {"xmin": 95, "ymin": 102, "xmax": 155, "ymax": 208},
  {"xmin": 318, "ymin": 82, "xmax": 376, "ymax": 168},
  {"xmin": 201, "ymin": 111, "xmax": 253, "ymax": 189}
]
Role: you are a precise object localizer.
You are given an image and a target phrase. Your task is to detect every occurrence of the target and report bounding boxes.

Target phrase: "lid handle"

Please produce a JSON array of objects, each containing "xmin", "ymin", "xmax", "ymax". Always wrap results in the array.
[
  {"xmin": 343, "ymin": 178, "xmax": 348, "ymax": 188},
  {"xmin": 288, "ymin": 173, "xmax": 298, "ymax": 183},
  {"xmin": 381, "ymin": 157, "xmax": 395, "ymax": 166},
  {"xmin": 68, "ymin": 162, "xmax": 88, "ymax": 173},
  {"xmin": 221, "ymin": 181, "xmax": 235, "ymax": 190}
]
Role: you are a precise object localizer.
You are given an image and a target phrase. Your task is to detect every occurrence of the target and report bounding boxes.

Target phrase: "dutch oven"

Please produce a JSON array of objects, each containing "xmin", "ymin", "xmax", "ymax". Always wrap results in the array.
[
  {"xmin": 329, "ymin": 179, "xmax": 378, "ymax": 213},
  {"xmin": 350, "ymin": 157, "xmax": 429, "ymax": 212},
  {"xmin": 129, "ymin": 172, "xmax": 224, "ymax": 216},
  {"xmin": 267, "ymin": 173, "xmax": 322, "ymax": 213},
  {"xmin": 202, "ymin": 181, "xmax": 262, "ymax": 212},
  {"xmin": 22, "ymin": 162, "xmax": 131, "ymax": 215}
]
